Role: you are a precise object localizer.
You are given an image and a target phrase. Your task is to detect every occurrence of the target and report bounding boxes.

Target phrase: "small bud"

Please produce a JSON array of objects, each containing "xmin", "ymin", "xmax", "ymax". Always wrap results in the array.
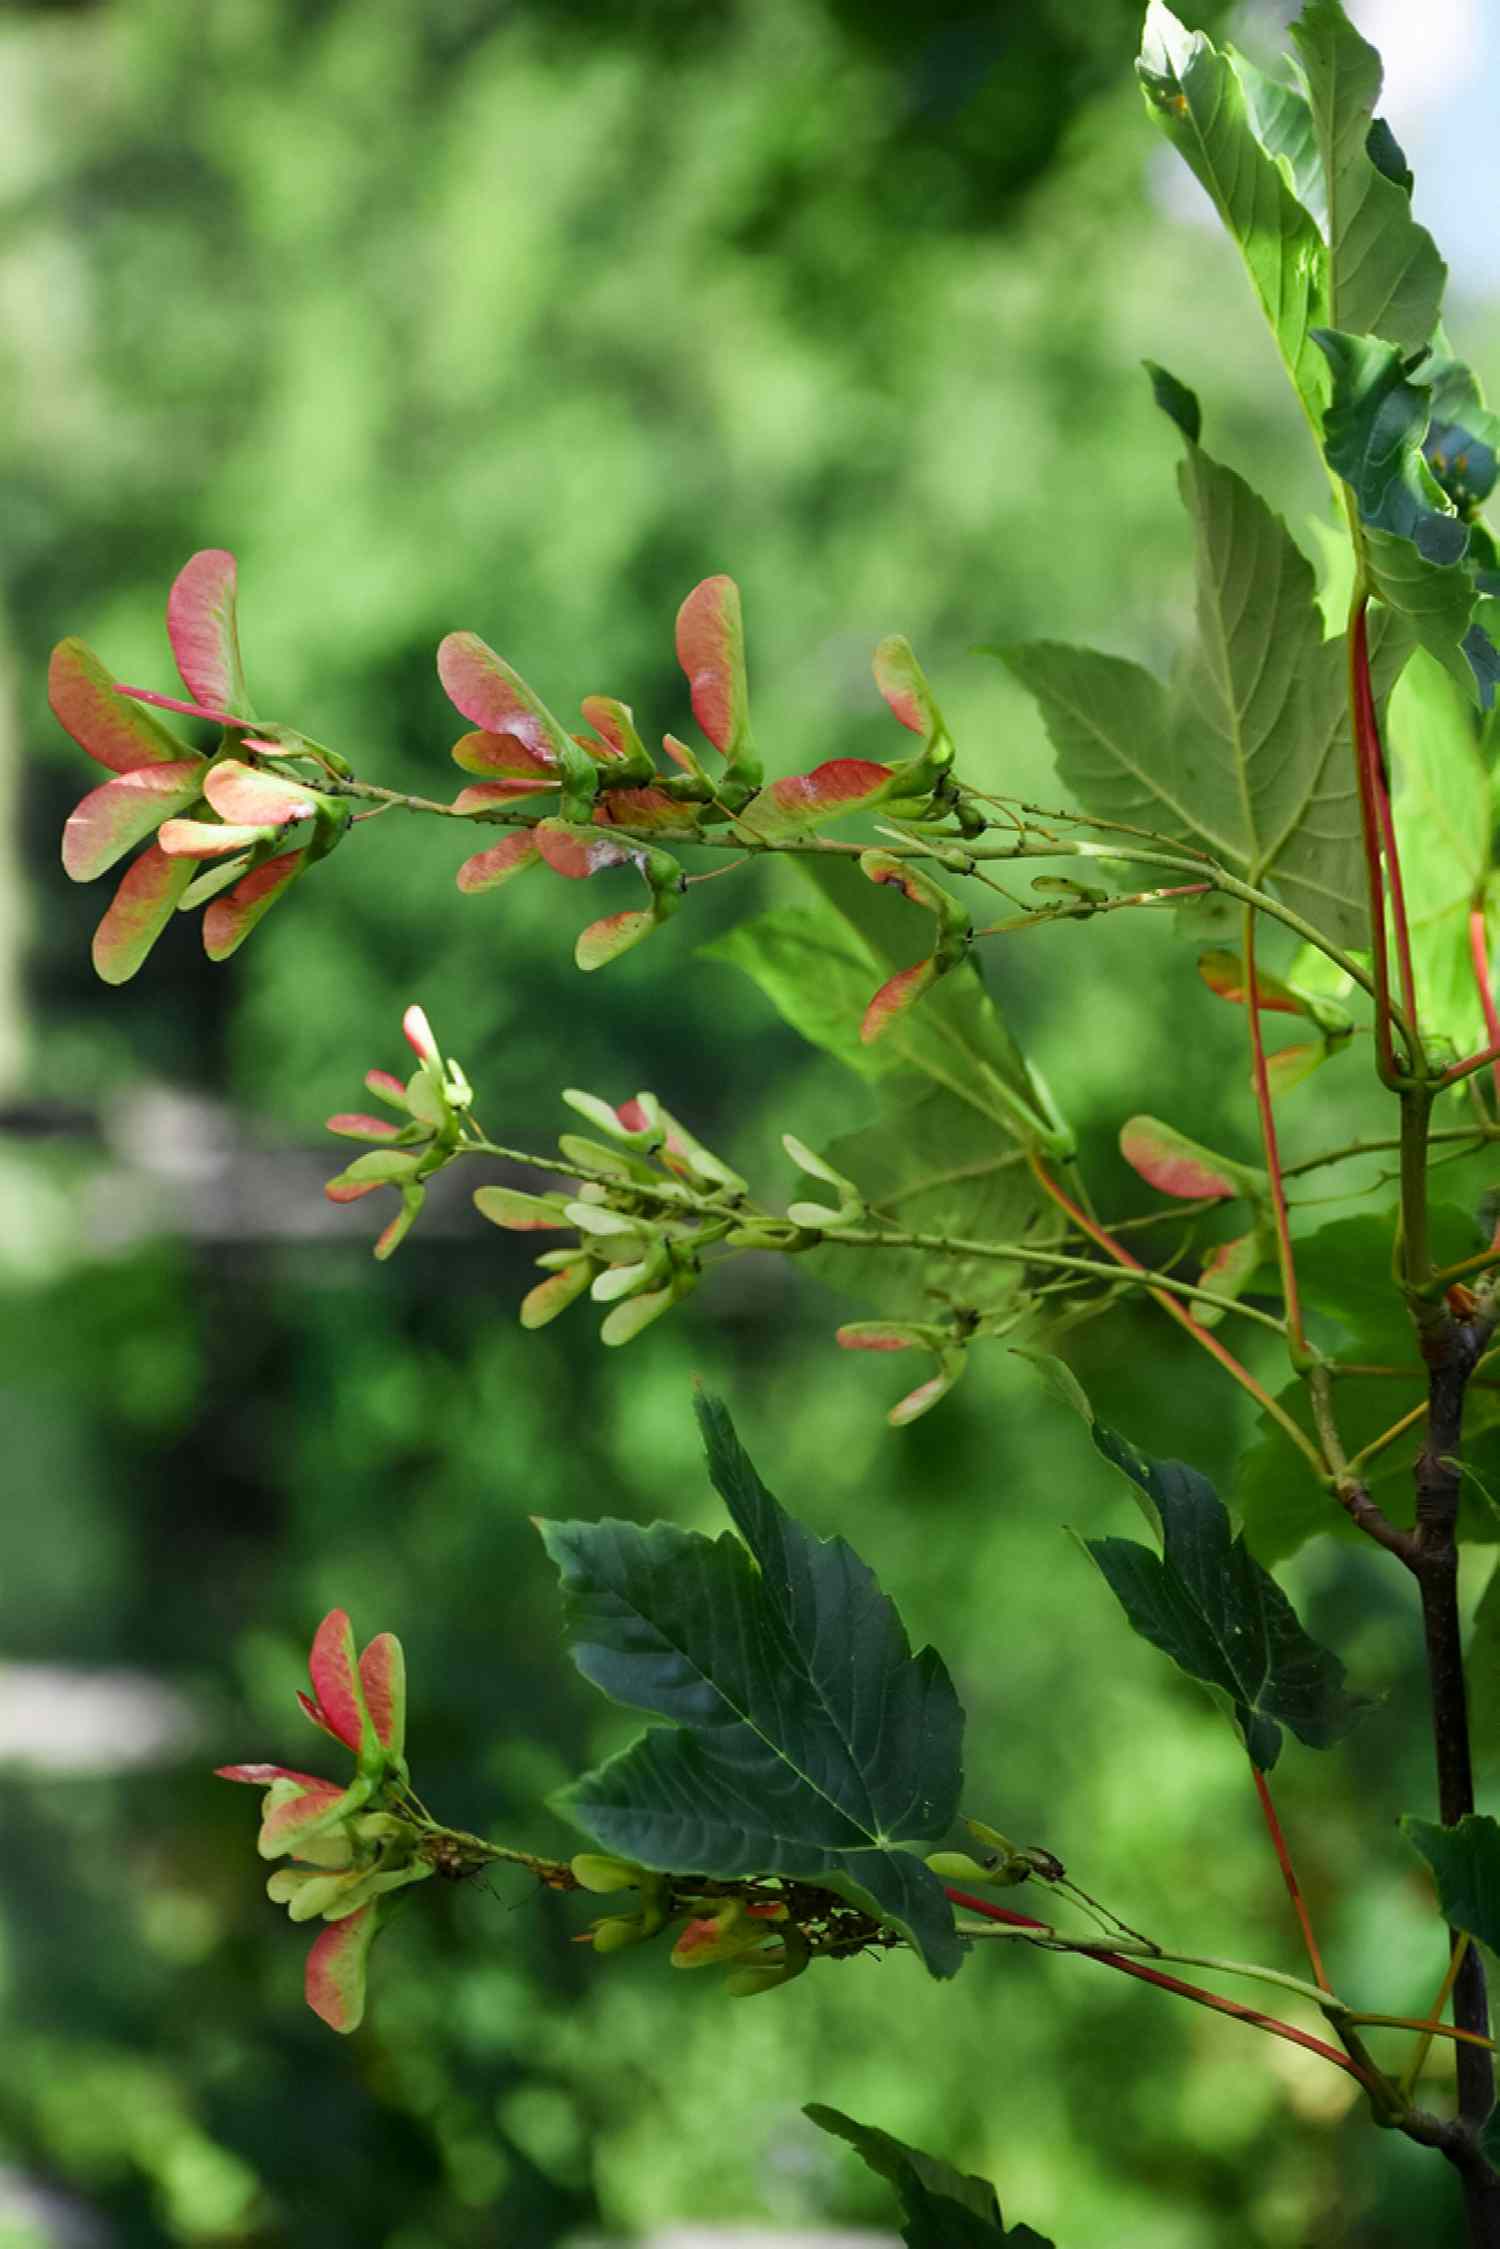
[
  {"xmin": 571, "ymin": 1853, "xmax": 645, "ymax": 1895},
  {"xmin": 924, "ymin": 1852, "xmax": 1001, "ymax": 1886}
]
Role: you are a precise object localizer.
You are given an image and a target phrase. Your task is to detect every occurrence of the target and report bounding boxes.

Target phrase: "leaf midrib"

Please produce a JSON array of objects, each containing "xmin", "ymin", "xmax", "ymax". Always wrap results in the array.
[{"xmin": 588, "ymin": 1532, "xmax": 896, "ymax": 1848}]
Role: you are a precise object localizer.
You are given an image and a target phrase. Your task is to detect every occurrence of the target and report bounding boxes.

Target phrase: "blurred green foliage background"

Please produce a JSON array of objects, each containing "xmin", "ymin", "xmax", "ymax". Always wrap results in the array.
[{"xmin": 3, "ymin": 0, "xmax": 1498, "ymax": 2242}]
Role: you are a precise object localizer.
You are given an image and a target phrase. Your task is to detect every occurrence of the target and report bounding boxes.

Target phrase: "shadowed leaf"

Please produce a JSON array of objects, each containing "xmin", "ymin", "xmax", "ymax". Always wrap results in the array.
[
  {"xmin": 521, "ymin": 1258, "xmax": 596, "ymax": 1329},
  {"xmin": 202, "ymin": 847, "xmax": 307, "ymax": 960},
  {"xmin": 1234, "ymin": 1208, "xmax": 1500, "ymax": 1561},
  {"xmin": 1083, "ymin": 1420, "xmax": 1372, "ymax": 1769},
  {"xmin": 325, "ymin": 1150, "xmax": 424, "ymax": 1203},
  {"xmin": 805, "ymin": 2107, "xmax": 1055, "ymax": 2247},
  {"xmin": 1401, "ymin": 1814, "xmax": 1500, "ymax": 1956},
  {"xmin": 706, "ymin": 857, "xmax": 1052, "ymax": 1144},
  {"xmin": 576, "ymin": 908, "xmax": 662, "ymax": 971},
  {"xmin": 1119, "ymin": 1117, "xmax": 1243, "ymax": 1200},
  {"xmin": 450, "ymin": 729, "xmax": 556, "ymax": 783},
  {"xmin": 542, "ymin": 1395, "xmax": 965, "ymax": 1974}
]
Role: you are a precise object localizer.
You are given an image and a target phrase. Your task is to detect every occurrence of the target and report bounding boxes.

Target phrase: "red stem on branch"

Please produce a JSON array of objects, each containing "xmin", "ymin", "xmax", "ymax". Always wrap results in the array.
[
  {"xmin": 1241, "ymin": 906, "xmax": 1306, "ymax": 1354},
  {"xmin": 1027, "ymin": 1156, "xmax": 1325, "ymax": 1471},
  {"xmin": 1468, "ymin": 906, "xmax": 1500, "ymax": 1108},
  {"xmin": 1348, "ymin": 601, "xmax": 1404, "ymax": 1080},
  {"xmin": 1251, "ymin": 1763, "xmax": 1331, "ymax": 1992},
  {"xmin": 942, "ymin": 1887, "xmax": 1362, "ymax": 2080}
]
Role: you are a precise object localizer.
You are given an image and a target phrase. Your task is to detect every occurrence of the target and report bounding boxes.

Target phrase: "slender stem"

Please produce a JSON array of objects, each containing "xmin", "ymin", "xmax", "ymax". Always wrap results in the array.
[
  {"xmin": 320, "ymin": 771, "xmax": 1413, "ymax": 1024},
  {"xmin": 955, "ymin": 1924, "xmax": 1342, "ymax": 2011},
  {"xmin": 1241, "ymin": 903, "xmax": 1306, "ymax": 1355},
  {"xmin": 1368, "ymin": 711, "xmax": 1421, "ymax": 1047},
  {"xmin": 1426, "ymin": 1245, "xmax": 1500, "ymax": 1294},
  {"xmin": 943, "ymin": 1888, "xmax": 1365, "ymax": 2080},
  {"xmin": 1468, "ymin": 906, "xmax": 1500, "ymax": 1108},
  {"xmin": 1402, "ymin": 1084, "xmax": 1438, "ymax": 1301},
  {"xmin": 459, "ymin": 1136, "xmax": 1291, "ymax": 1331},
  {"xmin": 826, "ymin": 1224, "xmax": 1289, "ymax": 1333},
  {"xmin": 1344, "ymin": 2011, "xmax": 1494, "ymax": 2052},
  {"xmin": 1345, "ymin": 1397, "xmax": 1430, "ymax": 1477},
  {"xmin": 972, "ymin": 880, "xmax": 1211, "ymax": 937},
  {"xmin": 1251, "ymin": 1764, "xmax": 1331, "ymax": 1993},
  {"xmin": 1028, "ymin": 1156, "xmax": 1327, "ymax": 1472},
  {"xmin": 1401, "ymin": 1936, "xmax": 1472, "ymax": 2100},
  {"xmin": 1443, "ymin": 1038, "xmax": 1500, "ymax": 1093},
  {"xmin": 1281, "ymin": 1127, "xmax": 1500, "ymax": 1181},
  {"xmin": 1347, "ymin": 598, "xmax": 1404, "ymax": 1083}
]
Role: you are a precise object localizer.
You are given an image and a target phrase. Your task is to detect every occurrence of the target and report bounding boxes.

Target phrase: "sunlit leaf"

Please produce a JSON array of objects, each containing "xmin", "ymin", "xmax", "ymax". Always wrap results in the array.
[
  {"xmin": 1387, "ymin": 649, "xmax": 1498, "ymax": 1055},
  {"xmin": 873, "ymin": 638, "xmax": 944, "ymax": 740},
  {"xmin": 542, "ymin": 1394, "xmax": 965, "ymax": 1974},
  {"xmin": 735, "ymin": 759, "xmax": 898, "ymax": 842},
  {"xmin": 1231, "ymin": 49, "xmax": 1325, "ymax": 228},
  {"xmin": 325, "ymin": 1113, "xmax": 406, "ymax": 1143},
  {"xmin": 1137, "ymin": 6, "xmax": 1328, "ymax": 418},
  {"xmin": 358, "ymin": 1633, "xmax": 406, "ymax": 1759},
  {"xmin": 1290, "ymin": 0, "xmax": 1445, "ymax": 353},
  {"xmin": 1003, "ymin": 401, "xmax": 1410, "ymax": 949},
  {"xmin": 455, "ymin": 831, "xmax": 542, "ymax": 894},
  {"xmin": 304, "ymin": 1902, "xmax": 381, "ymax": 2034},
  {"xmin": 49, "ymin": 639, "xmax": 190, "ymax": 772},
  {"xmin": 675, "ymin": 574, "xmax": 755, "ymax": 771},
  {"xmin": 438, "ymin": 632, "xmax": 596, "ymax": 813},
  {"xmin": 62, "ymin": 761, "xmax": 205, "ymax": 882},
  {"xmin": 200, "ymin": 759, "xmax": 319, "ymax": 827},
  {"xmin": 167, "ymin": 550, "xmax": 254, "ymax": 720},
  {"xmin": 91, "ymin": 842, "xmax": 196, "ymax": 985}
]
